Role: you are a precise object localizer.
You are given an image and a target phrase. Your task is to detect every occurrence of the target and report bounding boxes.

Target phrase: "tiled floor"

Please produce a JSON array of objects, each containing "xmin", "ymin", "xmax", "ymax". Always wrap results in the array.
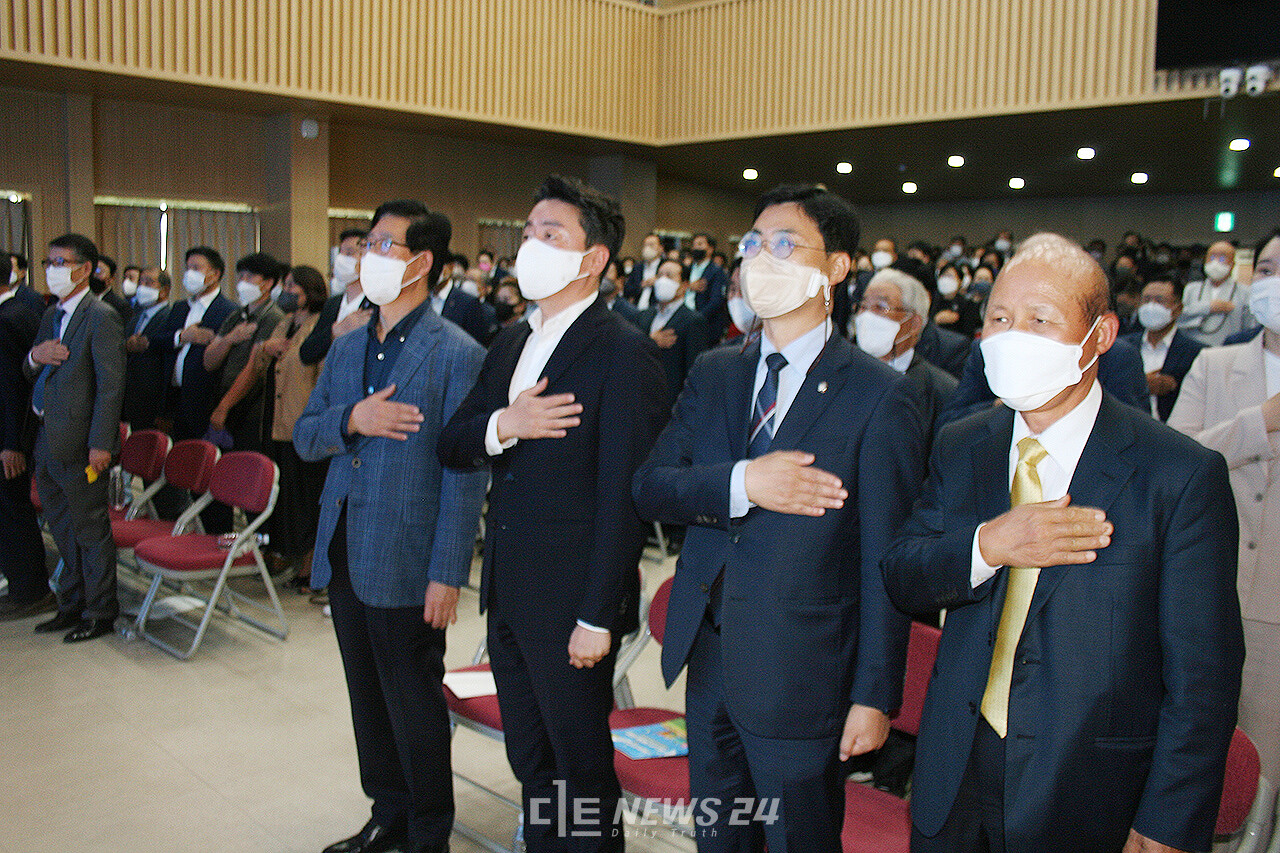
[{"xmin": 1, "ymin": 546, "xmax": 691, "ymax": 853}]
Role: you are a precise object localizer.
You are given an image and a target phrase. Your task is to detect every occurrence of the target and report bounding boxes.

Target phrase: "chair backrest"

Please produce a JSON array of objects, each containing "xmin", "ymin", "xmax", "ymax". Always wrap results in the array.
[
  {"xmin": 1216, "ymin": 727, "xmax": 1261, "ymax": 836},
  {"xmin": 164, "ymin": 439, "xmax": 220, "ymax": 493},
  {"xmin": 649, "ymin": 576, "xmax": 674, "ymax": 646},
  {"xmin": 119, "ymin": 429, "xmax": 171, "ymax": 481},
  {"xmin": 210, "ymin": 451, "xmax": 278, "ymax": 514},
  {"xmin": 891, "ymin": 620, "xmax": 942, "ymax": 737}
]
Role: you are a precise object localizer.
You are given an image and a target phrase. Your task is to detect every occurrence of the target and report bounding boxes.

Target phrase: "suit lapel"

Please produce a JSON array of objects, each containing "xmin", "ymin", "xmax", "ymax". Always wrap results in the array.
[
  {"xmin": 492, "ymin": 322, "xmax": 533, "ymax": 398},
  {"xmin": 60, "ymin": 294, "xmax": 91, "ymax": 348},
  {"xmin": 727, "ymin": 338, "xmax": 759, "ymax": 461},
  {"xmin": 384, "ymin": 309, "xmax": 442, "ymax": 398},
  {"xmin": 540, "ymin": 301, "xmax": 609, "ymax": 389},
  {"xmin": 972, "ymin": 407, "xmax": 1015, "ymax": 528},
  {"xmin": 770, "ymin": 335, "xmax": 855, "ymax": 450}
]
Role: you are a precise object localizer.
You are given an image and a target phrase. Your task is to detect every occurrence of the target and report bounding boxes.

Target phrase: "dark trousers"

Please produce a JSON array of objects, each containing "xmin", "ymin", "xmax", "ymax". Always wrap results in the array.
[
  {"xmin": 487, "ymin": 615, "xmax": 623, "ymax": 853},
  {"xmin": 34, "ymin": 439, "xmax": 118, "ymax": 620},
  {"xmin": 0, "ymin": 465, "xmax": 49, "ymax": 601},
  {"xmin": 684, "ymin": 615, "xmax": 845, "ymax": 853},
  {"xmin": 910, "ymin": 720, "xmax": 1006, "ymax": 853},
  {"xmin": 327, "ymin": 508, "xmax": 454, "ymax": 852}
]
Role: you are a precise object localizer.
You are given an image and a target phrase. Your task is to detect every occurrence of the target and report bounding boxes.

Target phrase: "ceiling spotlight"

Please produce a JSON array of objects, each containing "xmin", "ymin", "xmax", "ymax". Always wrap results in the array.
[
  {"xmin": 836, "ymin": 161, "xmax": 853, "ymax": 174},
  {"xmin": 1008, "ymin": 177, "xmax": 1025, "ymax": 189},
  {"xmin": 1077, "ymin": 147, "xmax": 1096, "ymax": 160},
  {"xmin": 1274, "ymin": 165, "xmax": 1280, "ymax": 178},
  {"xmin": 1229, "ymin": 138, "xmax": 1251, "ymax": 151},
  {"xmin": 948, "ymin": 155, "xmax": 965, "ymax": 168},
  {"xmin": 1131, "ymin": 172, "xmax": 1149, "ymax": 184},
  {"xmin": 742, "ymin": 168, "xmax": 758, "ymax": 180},
  {"xmin": 902, "ymin": 182, "xmax": 918, "ymax": 194}
]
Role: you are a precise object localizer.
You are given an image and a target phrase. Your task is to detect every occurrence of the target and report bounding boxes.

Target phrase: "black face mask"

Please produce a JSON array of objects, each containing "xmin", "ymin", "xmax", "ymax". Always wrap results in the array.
[
  {"xmin": 494, "ymin": 301, "xmax": 515, "ymax": 323},
  {"xmin": 689, "ymin": 248, "xmax": 707, "ymax": 262},
  {"xmin": 276, "ymin": 290, "xmax": 300, "ymax": 313}
]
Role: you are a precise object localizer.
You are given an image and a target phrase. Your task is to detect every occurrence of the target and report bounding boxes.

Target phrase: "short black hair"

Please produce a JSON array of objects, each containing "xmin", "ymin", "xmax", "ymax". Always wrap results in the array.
[
  {"xmin": 98, "ymin": 254, "xmax": 117, "ymax": 278},
  {"xmin": 49, "ymin": 233, "xmax": 99, "ymax": 271},
  {"xmin": 186, "ymin": 246, "xmax": 225, "ymax": 277},
  {"xmin": 146, "ymin": 268, "xmax": 172, "ymax": 291},
  {"xmin": 692, "ymin": 232, "xmax": 717, "ymax": 250},
  {"xmin": 124, "ymin": 264, "xmax": 141, "ymax": 276},
  {"xmin": 477, "ymin": 248, "xmax": 494, "ymax": 261},
  {"xmin": 338, "ymin": 228, "xmax": 368, "ymax": 245},
  {"xmin": 752, "ymin": 184, "xmax": 860, "ymax": 256},
  {"xmin": 451, "ymin": 253, "xmax": 470, "ymax": 271},
  {"xmin": 10, "ymin": 253, "xmax": 27, "ymax": 272},
  {"xmin": 533, "ymin": 174, "xmax": 625, "ymax": 264},
  {"xmin": 892, "ymin": 256, "xmax": 937, "ymax": 294},
  {"xmin": 235, "ymin": 251, "xmax": 285, "ymax": 284},
  {"xmin": 289, "ymin": 264, "xmax": 329, "ymax": 312},
  {"xmin": 1254, "ymin": 228, "xmax": 1280, "ymax": 260},
  {"xmin": 371, "ymin": 199, "xmax": 452, "ymax": 288}
]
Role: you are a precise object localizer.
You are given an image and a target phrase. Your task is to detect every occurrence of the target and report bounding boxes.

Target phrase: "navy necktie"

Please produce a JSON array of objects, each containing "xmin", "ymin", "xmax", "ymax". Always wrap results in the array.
[
  {"xmin": 748, "ymin": 352, "xmax": 787, "ymax": 458},
  {"xmin": 31, "ymin": 308, "xmax": 64, "ymax": 417}
]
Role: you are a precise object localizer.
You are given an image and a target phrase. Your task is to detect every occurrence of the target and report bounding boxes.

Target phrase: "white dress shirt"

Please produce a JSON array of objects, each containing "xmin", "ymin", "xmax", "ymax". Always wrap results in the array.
[
  {"xmin": 970, "ymin": 380, "xmax": 1103, "ymax": 588},
  {"xmin": 729, "ymin": 320, "xmax": 831, "ymax": 518},
  {"xmin": 685, "ymin": 259, "xmax": 710, "ymax": 309},
  {"xmin": 431, "ymin": 282, "xmax": 453, "ymax": 317},
  {"xmin": 1265, "ymin": 350, "xmax": 1280, "ymax": 399},
  {"xmin": 173, "ymin": 286, "xmax": 220, "ymax": 386},
  {"xmin": 1140, "ymin": 326, "xmax": 1176, "ymax": 418},
  {"xmin": 636, "ymin": 258, "xmax": 661, "ymax": 310},
  {"xmin": 335, "ymin": 287, "xmax": 365, "ymax": 324},
  {"xmin": 648, "ymin": 300, "xmax": 681, "ymax": 334},
  {"xmin": 26, "ymin": 286, "xmax": 90, "ymax": 371},
  {"xmin": 888, "ymin": 347, "xmax": 915, "ymax": 374},
  {"xmin": 0, "ymin": 288, "xmax": 13, "ymax": 307},
  {"xmin": 133, "ymin": 302, "xmax": 165, "ymax": 335}
]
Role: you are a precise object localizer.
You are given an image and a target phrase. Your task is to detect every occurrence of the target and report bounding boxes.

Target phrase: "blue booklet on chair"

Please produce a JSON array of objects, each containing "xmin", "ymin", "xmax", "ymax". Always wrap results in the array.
[{"xmin": 611, "ymin": 718, "xmax": 688, "ymax": 760}]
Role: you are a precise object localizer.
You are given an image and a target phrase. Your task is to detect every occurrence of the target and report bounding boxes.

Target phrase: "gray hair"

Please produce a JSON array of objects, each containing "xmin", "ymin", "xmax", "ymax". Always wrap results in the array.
[{"xmin": 867, "ymin": 267, "xmax": 931, "ymax": 318}]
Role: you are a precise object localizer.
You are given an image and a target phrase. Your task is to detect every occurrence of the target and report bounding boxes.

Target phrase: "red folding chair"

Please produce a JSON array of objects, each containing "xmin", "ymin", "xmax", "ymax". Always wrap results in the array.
[
  {"xmin": 110, "ymin": 428, "xmax": 171, "ymax": 522},
  {"xmin": 1216, "ymin": 727, "xmax": 1274, "ymax": 853},
  {"xmin": 840, "ymin": 620, "xmax": 942, "ymax": 853},
  {"xmin": 132, "ymin": 451, "xmax": 286, "ymax": 659},
  {"xmin": 113, "ymin": 438, "xmax": 217, "ymax": 557}
]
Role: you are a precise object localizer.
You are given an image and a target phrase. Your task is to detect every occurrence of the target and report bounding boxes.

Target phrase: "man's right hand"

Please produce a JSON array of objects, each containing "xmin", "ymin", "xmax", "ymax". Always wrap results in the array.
[
  {"xmin": 125, "ymin": 333, "xmax": 150, "ymax": 353},
  {"xmin": 348, "ymin": 384, "xmax": 423, "ymax": 441},
  {"xmin": 1145, "ymin": 371, "xmax": 1176, "ymax": 396},
  {"xmin": 978, "ymin": 495, "xmax": 1111, "ymax": 568},
  {"xmin": 1, "ymin": 449, "xmax": 26, "ymax": 480},
  {"xmin": 333, "ymin": 308, "xmax": 373, "ymax": 338},
  {"xmin": 1210, "ymin": 299, "xmax": 1235, "ymax": 314},
  {"xmin": 31, "ymin": 338, "xmax": 69, "ymax": 366},
  {"xmin": 496, "ymin": 377, "xmax": 582, "ymax": 442},
  {"xmin": 744, "ymin": 451, "xmax": 847, "ymax": 516},
  {"xmin": 179, "ymin": 326, "xmax": 215, "ymax": 346},
  {"xmin": 651, "ymin": 328, "xmax": 677, "ymax": 349}
]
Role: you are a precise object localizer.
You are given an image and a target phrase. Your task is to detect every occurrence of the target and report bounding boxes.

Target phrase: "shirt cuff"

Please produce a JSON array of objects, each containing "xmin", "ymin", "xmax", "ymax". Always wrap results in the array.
[
  {"xmin": 576, "ymin": 620, "xmax": 609, "ymax": 633},
  {"xmin": 729, "ymin": 459, "xmax": 754, "ymax": 519},
  {"xmin": 27, "ymin": 352, "xmax": 38, "ymax": 371},
  {"xmin": 485, "ymin": 409, "xmax": 518, "ymax": 456},
  {"xmin": 174, "ymin": 330, "xmax": 184, "ymax": 348},
  {"xmin": 970, "ymin": 522, "xmax": 1002, "ymax": 589}
]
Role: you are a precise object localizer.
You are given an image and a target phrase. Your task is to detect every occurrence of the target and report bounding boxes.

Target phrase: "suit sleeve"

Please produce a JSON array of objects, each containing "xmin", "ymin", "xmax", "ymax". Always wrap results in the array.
[
  {"xmin": 1131, "ymin": 452, "xmax": 1244, "ymax": 851},
  {"xmin": 437, "ymin": 344, "xmax": 505, "ymax": 471},
  {"xmin": 299, "ymin": 299, "xmax": 337, "ymax": 365},
  {"xmin": 683, "ymin": 312, "xmax": 709, "ymax": 389},
  {"xmin": 88, "ymin": 308, "xmax": 126, "ymax": 454},
  {"xmin": 632, "ymin": 351, "xmax": 736, "ymax": 530},
  {"xmin": 1103, "ymin": 340, "xmax": 1151, "ymax": 411},
  {"xmin": 292, "ymin": 341, "xmax": 353, "ymax": 462},
  {"xmin": 1168, "ymin": 350, "xmax": 1274, "ymax": 470},
  {"xmin": 22, "ymin": 310, "xmax": 54, "ymax": 383},
  {"xmin": 577, "ymin": 335, "xmax": 668, "ymax": 630}
]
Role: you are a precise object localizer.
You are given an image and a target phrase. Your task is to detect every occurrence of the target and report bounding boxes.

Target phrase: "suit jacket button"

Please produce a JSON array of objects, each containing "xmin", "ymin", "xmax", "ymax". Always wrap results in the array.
[
  {"xmin": 1257, "ymin": 493, "xmax": 1265, "ymax": 502},
  {"xmin": 1248, "ymin": 541, "xmax": 1257, "ymax": 550},
  {"xmin": 731, "ymin": 533, "xmax": 740, "ymax": 543},
  {"xmin": 352, "ymin": 458, "xmax": 361, "ymax": 468}
]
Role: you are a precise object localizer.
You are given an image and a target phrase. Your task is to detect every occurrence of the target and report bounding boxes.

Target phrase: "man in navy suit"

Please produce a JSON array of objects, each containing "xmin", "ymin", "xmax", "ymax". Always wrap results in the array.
[
  {"xmin": 431, "ymin": 255, "xmax": 495, "ymax": 346},
  {"xmin": 295, "ymin": 200, "xmax": 488, "ymax": 853},
  {"xmin": 121, "ymin": 267, "xmax": 175, "ymax": 430},
  {"xmin": 439, "ymin": 175, "xmax": 667, "ymax": 852},
  {"xmin": 636, "ymin": 258, "xmax": 710, "ymax": 396},
  {"xmin": 1121, "ymin": 279, "xmax": 1204, "ymax": 422},
  {"xmin": 158, "ymin": 246, "xmax": 235, "ymax": 440},
  {"xmin": 687, "ymin": 233, "xmax": 730, "ymax": 342},
  {"xmin": 882, "ymin": 233, "xmax": 1243, "ymax": 853},
  {"xmin": 633, "ymin": 185, "xmax": 926, "ymax": 852},
  {"xmin": 9, "ymin": 253, "xmax": 48, "ymax": 315}
]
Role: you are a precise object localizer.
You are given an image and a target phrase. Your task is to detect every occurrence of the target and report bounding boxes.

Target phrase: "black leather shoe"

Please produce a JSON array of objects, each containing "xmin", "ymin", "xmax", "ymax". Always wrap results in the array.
[
  {"xmin": 34, "ymin": 610, "xmax": 82, "ymax": 633},
  {"xmin": 322, "ymin": 821, "xmax": 407, "ymax": 853},
  {"xmin": 63, "ymin": 617, "xmax": 116, "ymax": 643}
]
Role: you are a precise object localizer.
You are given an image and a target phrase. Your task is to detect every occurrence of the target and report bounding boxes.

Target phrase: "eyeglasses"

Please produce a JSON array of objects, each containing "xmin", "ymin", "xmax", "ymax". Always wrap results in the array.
[
  {"xmin": 41, "ymin": 257, "xmax": 82, "ymax": 268},
  {"xmin": 362, "ymin": 236, "xmax": 409, "ymax": 254},
  {"xmin": 859, "ymin": 298, "xmax": 912, "ymax": 317},
  {"xmin": 737, "ymin": 230, "xmax": 821, "ymax": 261}
]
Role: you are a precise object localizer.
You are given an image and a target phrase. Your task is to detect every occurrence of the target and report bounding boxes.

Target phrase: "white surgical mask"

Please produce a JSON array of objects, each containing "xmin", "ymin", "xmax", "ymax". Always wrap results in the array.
[
  {"xmin": 514, "ymin": 238, "xmax": 588, "ymax": 302},
  {"xmin": 46, "ymin": 264, "xmax": 78, "ymax": 299},
  {"xmin": 269, "ymin": 284, "xmax": 282, "ymax": 302},
  {"xmin": 641, "ymin": 245, "xmax": 661, "ymax": 263},
  {"xmin": 937, "ymin": 275, "xmax": 960, "ymax": 297},
  {"xmin": 994, "ymin": 238, "xmax": 1012, "ymax": 253},
  {"xmin": 854, "ymin": 310, "xmax": 903, "ymax": 359},
  {"xmin": 740, "ymin": 251, "xmax": 828, "ymax": 319},
  {"xmin": 183, "ymin": 268, "xmax": 208, "ymax": 296},
  {"xmin": 653, "ymin": 275, "xmax": 680, "ymax": 304},
  {"xmin": 980, "ymin": 316, "xmax": 1101, "ymax": 411},
  {"xmin": 121, "ymin": 277, "xmax": 138, "ymax": 297},
  {"xmin": 727, "ymin": 295, "xmax": 756, "ymax": 333},
  {"xmin": 236, "ymin": 281, "xmax": 263, "ymax": 306},
  {"xmin": 332, "ymin": 254, "xmax": 359, "ymax": 293},
  {"xmin": 1204, "ymin": 259, "xmax": 1232, "ymax": 283},
  {"xmin": 359, "ymin": 250, "xmax": 419, "ymax": 306},
  {"xmin": 134, "ymin": 284, "xmax": 161, "ymax": 308},
  {"xmin": 871, "ymin": 250, "xmax": 893, "ymax": 270},
  {"xmin": 1248, "ymin": 275, "xmax": 1280, "ymax": 332},
  {"xmin": 1136, "ymin": 302, "xmax": 1174, "ymax": 331}
]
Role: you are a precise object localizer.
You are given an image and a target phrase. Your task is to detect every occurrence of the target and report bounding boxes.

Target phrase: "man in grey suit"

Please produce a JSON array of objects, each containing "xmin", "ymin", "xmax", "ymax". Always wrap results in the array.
[
  {"xmin": 294, "ymin": 200, "xmax": 488, "ymax": 853},
  {"xmin": 25, "ymin": 234, "xmax": 125, "ymax": 643}
]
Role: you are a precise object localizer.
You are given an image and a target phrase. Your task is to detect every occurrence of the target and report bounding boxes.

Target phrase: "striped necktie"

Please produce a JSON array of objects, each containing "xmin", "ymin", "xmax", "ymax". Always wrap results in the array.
[
  {"xmin": 31, "ymin": 308, "xmax": 65, "ymax": 417},
  {"xmin": 748, "ymin": 352, "xmax": 787, "ymax": 458}
]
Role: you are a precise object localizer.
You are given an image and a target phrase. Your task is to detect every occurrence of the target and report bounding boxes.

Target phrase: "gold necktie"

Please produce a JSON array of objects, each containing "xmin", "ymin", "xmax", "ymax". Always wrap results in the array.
[{"xmin": 980, "ymin": 436, "xmax": 1048, "ymax": 739}]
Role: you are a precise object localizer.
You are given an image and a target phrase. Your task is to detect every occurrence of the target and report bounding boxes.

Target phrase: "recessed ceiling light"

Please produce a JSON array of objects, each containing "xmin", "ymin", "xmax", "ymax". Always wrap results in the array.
[
  {"xmin": 1230, "ymin": 138, "xmax": 1251, "ymax": 151},
  {"xmin": 836, "ymin": 162, "xmax": 853, "ymax": 174},
  {"xmin": 1008, "ymin": 177, "xmax": 1025, "ymax": 189},
  {"xmin": 1131, "ymin": 172, "xmax": 1149, "ymax": 184},
  {"xmin": 902, "ymin": 182, "xmax": 918, "ymax": 194},
  {"xmin": 742, "ymin": 168, "xmax": 758, "ymax": 180},
  {"xmin": 1274, "ymin": 165, "xmax": 1280, "ymax": 178},
  {"xmin": 948, "ymin": 155, "xmax": 965, "ymax": 168},
  {"xmin": 1077, "ymin": 147, "xmax": 1096, "ymax": 160}
]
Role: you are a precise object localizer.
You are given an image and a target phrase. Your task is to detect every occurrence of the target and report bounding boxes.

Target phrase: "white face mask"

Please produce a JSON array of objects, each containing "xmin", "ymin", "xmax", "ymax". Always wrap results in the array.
[
  {"xmin": 183, "ymin": 268, "xmax": 208, "ymax": 296},
  {"xmin": 134, "ymin": 283, "xmax": 161, "ymax": 308},
  {"xmin": 1136, "ymin": 302, "xmax": 1174, "ymax": 331},
  {"xmin": 269, "ymin": 284, "xmax": 282, "ymax": 302},
  {"xmin": 727, "ymin": 295, "xmax": 756, "ymax": 333},
  {"xmin": 740, "ymin": 251, "xmax": 829, "ymax": 319},
  {"xmin": 46, "ymin": 264, "xmax": 79, "ymax": 299},
  {"xmin": 854, "ymin": 310, "xmax": 903, "ymax": 359},
  {"xmin": 1248, "ymin": 275, "xmax": 1280, "ymax": 332},
  {"xmin": 871, "ymin": 250, "xmax": 893, "ymax": 270},
  {"xmin": 641, "ymin": 245, "xmax": 661, "ymax": 263},
  {"xmin": 937, "ymin": 275, "xmax": 960, "ymax": 297},
  {"xmin": 653, "ymin": 275, "xmax": 680, "ymax": 304},
  {"xmin": 515, "ymin": 238, "xmax": 588, "ymax": 302},
  {"xmin": 332, "ymin": 254, "xmax": 359, "ymax": 293},
  {"xmin": 994, "ymin": 238, "xmax": 1012, "ymax": 253},
  {"xmin": 980, "ymin": 316, "xmax": 1101, "ymax": 411},
  {"xmin": 122, "ymin": 277, "xmax": 138, "ymax": 297},
  {"xmin": 359, "ymin": 250, "xmax": 419, "ymax": 306},
  {"xmin": 1204, "ymin": 259, "xmax": 1232, "ymax": 283},
  {"xmin": 236, "ymin": 280, "xmax": 264, "ymax": 306}
]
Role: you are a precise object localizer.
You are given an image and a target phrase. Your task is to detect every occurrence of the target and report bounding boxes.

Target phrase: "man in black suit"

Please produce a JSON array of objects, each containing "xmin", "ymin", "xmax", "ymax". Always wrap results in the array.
[
  {"xmin": 633, "ymin": 185, "xmax": 925, "ymax": 852},
  {"xmin": 158, "ymin": 246, "xmax": 235, "ymax": 440},
  {"xmin": 0, "ymin": 254, "xmax": 52, "ymax": 621},
  {"xmin": 26, "ymin": 234, "xmax": 126, "ymax": 643},
  {"xmin": 92, "ymin": 253, "xmax": 134, "ymax": 331},
  {"xmin": 9, "ymin": 253, "xmax": 47, "ymax": 314},
  {"xmin": 431, "ymin": 254, "xmax": 495, "ymax": 346},
  {"xmin": 882, "ymin": 233, "xmax": 1243, "ymax": 853},
  {"xmin": 599, "ymin": 272, "xmax": 640, "ymax": 325},
  {"xmin": 300, "ymin": 228, "xmax": 372, "ymax": 366},
  {"xmin": 439, "ymin": 175, "xmax": 667, "ymax": 852},
  {"xmin": 625, "ymin": 232, "xmax": 665, "ymax": 307},
  {"xmin": 1121, "ymin": 279, "xmax": 1204, "ymax": 422},
  {"xmin": 636, "ymin": 258, "xmax": 709, "ymax": 396},
  {"xmin": 686, "ymin": 233, "xmax": 730, "ymax": 342},
  {"xmin": 122, "ymin": 267, "xmax": 175, "ymax": 431}
]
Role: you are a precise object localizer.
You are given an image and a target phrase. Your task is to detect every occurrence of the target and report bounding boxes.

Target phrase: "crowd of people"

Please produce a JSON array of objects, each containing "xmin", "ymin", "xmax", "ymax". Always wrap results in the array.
[{"xmin": 0, "ymin": 174, "xmax": 1275, "ymax": 853}]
